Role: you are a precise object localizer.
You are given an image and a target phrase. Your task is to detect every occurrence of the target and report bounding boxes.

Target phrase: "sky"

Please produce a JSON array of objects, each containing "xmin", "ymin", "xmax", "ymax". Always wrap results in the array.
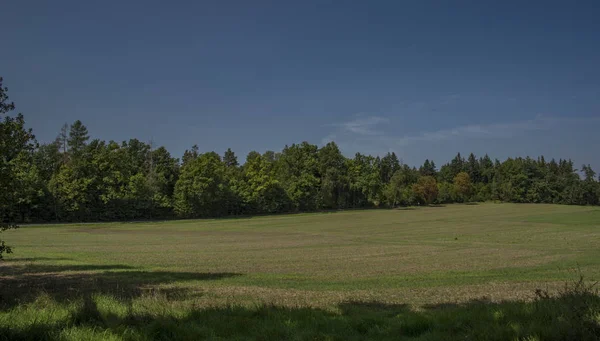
[{"xmin": 2, "ymin": 1, "xmax": 599, "ymax": 169}]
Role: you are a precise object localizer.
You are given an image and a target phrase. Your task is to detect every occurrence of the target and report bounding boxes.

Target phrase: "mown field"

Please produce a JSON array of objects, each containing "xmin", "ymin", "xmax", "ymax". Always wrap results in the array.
[{"xmin": 1, "ymin": 203, "xmax": 600, "ymax": 340}]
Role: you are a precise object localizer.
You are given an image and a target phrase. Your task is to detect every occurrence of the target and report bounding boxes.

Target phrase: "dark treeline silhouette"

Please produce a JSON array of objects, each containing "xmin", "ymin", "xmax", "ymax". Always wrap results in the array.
[{"xmin": 2, "ymin": 78, "xmax": 600, "ymax": 226}]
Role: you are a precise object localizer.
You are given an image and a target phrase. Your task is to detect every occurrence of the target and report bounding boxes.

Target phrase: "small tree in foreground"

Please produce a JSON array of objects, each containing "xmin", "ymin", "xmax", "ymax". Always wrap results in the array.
[{"xmin": 0, "ymin": 77, "xmax": 35, "ymax": 259}]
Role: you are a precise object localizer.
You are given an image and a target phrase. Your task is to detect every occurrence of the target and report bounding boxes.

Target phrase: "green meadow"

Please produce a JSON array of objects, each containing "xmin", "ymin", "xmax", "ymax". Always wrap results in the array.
[{"xmin": 2, "ymin": 203, "xmax": 600, "ymax": 340}]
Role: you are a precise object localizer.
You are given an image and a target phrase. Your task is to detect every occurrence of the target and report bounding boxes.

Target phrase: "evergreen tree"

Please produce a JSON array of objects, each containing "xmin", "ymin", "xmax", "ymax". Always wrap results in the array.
[
  {"xmin": 379, "ymin": 152, "xmax": 400, "ymax": 184},
  {"xmin": 479, "ymin": 154, "xmax": 494, "ymax": 184},
  {"xmin": 419, "ymin": 159, "xmax": 437, "ymax": 177},
  {"xmin": 57, "ymin": 123, "xmax": 68, "ymax": 152},
  {"xmin": 581, "ymin": 164, "xmax": 599, "ymax": 205},
  {"xmin": 182, "ymin": 145, "xmax": 199, "ymax": 165},
  {"xmin": 223, "ymin": 148, "xmax": 239, "ymax": 168},
  {"xmin": 67, "ymin": 120, "xmax": 89, "ymax": 156},
  {"xmin": 466, "ymin": 153, "xmax": 480, "ymax": 183},
  {"xmin": 450, "ymin": 153, "xmax": 465, "ymax": 176}
]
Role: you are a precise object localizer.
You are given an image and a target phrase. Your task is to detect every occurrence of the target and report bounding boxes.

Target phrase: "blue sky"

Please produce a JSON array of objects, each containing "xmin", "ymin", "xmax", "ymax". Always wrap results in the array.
[{"xmin": 2, "ymin": 1, "xmax": 599, "ymax": 169}]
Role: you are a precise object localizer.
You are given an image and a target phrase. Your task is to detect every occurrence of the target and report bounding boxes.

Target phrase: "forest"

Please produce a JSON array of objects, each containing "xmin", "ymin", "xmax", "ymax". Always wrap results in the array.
[{"xmin": 1, "ymin": 77, "xmax": 600, "ymax": 226}]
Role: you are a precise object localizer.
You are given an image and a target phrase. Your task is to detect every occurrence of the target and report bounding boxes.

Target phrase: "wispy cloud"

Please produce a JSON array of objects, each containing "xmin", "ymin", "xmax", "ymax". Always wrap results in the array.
[
  {"xmin": 393, "ymin": 116, "xmax": 551, "ymax": 147},
  {"xmin": 324, "ymin": 115, "xmax": 599, "ymax": 152},
  {"xmin": 321, "ymin": 133, "xmax": 337, "ymax": 145},
  {"xmin": 327, "ymin": 116, "xmax": 389, "ymax": 136}
]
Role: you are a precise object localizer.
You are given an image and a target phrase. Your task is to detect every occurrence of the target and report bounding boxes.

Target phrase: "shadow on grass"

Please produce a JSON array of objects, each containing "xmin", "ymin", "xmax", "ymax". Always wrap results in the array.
[
  {"xmin": 1, "ymin": 262, "xmax": 599, "ymax": 340},
  {"xmin": 3, "ymin": 257, "xmax": 73, "ymax": 263},
  {"xmin": 393, "ymin": 207, "xmax": 416, "ymax": 211},
  {"xmin": 0, "ymin": 262, "xmax": 241, "ymax": 310},
  {"xmin": 0, "ymin": 263, "xmax": 137, "ymax": 275},
  {"xmin": 20, "ymin": 205, "xmax": 415, "ymax": 225},
  {"xmin": 1, "ymin": 290, "xmax": 599, "ymax": 341}
]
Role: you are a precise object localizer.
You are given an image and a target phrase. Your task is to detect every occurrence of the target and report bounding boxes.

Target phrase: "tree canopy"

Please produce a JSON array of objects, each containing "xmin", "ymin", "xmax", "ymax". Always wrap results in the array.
[
  {"xmin": 1, "ymin": 77, "xmax": 599, "ymax": 241},
  {"xmin": 0, "ymin": 78, "xmax": 37, "ymax": 258}
]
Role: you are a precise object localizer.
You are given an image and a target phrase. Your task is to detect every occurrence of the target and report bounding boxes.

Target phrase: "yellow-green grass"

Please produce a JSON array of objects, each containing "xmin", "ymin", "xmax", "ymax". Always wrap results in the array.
[{"xmin": 1, "ymin": 203, "xmax": 600, "ymax": 340}]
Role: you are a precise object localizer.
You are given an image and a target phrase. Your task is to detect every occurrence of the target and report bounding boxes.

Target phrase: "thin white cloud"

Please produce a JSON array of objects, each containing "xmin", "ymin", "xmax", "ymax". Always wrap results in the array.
[
  {"xmin": 328, "ymin": 116, "xmax": 390, "ymax": 136},
  {"xmin": 320, "ymin": 133, "xmax": 336, "ymax": 146},
  {"xmin": 324, "ymin": 115, "xmax": 600, "ymax": 151},
  {"xmin": 393, "ymin": 117, "xmax": 551, "ymax": 147}
]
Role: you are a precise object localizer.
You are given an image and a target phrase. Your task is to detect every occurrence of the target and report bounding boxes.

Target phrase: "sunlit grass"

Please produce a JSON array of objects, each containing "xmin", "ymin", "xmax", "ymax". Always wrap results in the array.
[{"xmin": 1, "ymin": 203, "xmax": 599, "ymax": 339}]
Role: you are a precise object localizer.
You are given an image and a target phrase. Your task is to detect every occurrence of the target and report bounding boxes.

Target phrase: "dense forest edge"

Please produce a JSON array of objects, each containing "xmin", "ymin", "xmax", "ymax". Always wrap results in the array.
[{"xmin": 1, "ymin": 76, "xmax": 599, "ymax": 230}]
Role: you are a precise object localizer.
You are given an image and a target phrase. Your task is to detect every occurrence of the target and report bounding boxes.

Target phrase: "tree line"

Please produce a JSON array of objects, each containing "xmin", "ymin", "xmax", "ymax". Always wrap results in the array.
[{"xmin": 2, "ymin": 77, "xmax": 600, "ymax": 228}]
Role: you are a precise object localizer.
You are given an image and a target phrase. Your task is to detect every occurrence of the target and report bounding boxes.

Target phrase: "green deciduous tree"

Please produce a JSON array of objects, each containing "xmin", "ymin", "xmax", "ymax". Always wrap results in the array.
[
  {"xmin": 383, "ymin": 171, "xmax": 406, "ymax": 207},
  {"xmin": 1, "ymin": 75, "xmax": 599, "ymax": 227},
  {"xmin": 437, "ymin": 182, "xmax": 455, "ymax": 204},
  {"xmin": 239, "ymin": 151, "xmax": 289, "ymax": 214},
  {"xmin": 174, "ymin": 152, "xmax": 228, "ymax": 217},
  {"xmin": 347, "ymin": 153, "xmax": 384, "ymax": 207},
  {"xmin": 277, "ymin": 142, "xmax": 320, "ymax": 211},
  {"xmin": 0, "ymin": 77, "xmax": 37, "ymax": 258},
  {"xmin": 318, "ymin": 142, "xmax": 348, "ymax": 209}
]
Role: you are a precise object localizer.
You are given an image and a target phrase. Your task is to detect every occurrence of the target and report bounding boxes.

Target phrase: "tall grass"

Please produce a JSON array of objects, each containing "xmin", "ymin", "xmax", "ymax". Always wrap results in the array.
[{"xmin": 1, "ymin": 278, "xmax": 598, "ymax": 341}]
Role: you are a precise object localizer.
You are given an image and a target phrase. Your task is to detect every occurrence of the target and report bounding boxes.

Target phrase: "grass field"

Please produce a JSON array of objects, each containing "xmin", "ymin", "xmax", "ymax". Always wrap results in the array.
[{"xmin": 1, "ymin": 203, "xmax": 600, "ymax": 340}]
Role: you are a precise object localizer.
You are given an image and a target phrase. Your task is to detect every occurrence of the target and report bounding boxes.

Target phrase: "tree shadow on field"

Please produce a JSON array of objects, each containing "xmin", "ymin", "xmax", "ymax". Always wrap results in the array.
[
  {"xmin": 393, "ymin": 207, "xmax": 416, "ymax": 211},
  {"xmin": 2, "ymin": 289, "xmax": 600, "ymax": 341},
  {"xmin": 0, "ymin": 263, "xmax": 137, "ymax": 276},
  {"xmin": 1, "ymin": 260, "xmax": 599, "ymax": 340},
  {"xmin": 206, "ymin": 208, "xmax": 345, "ymax": 221},
  {"xmin": 0, "ymin": 261, "xmax": 241, "ymax": 310},
  {"xmin": 3, "ymin": 257, "xmax": 72, "ymax": 263}
]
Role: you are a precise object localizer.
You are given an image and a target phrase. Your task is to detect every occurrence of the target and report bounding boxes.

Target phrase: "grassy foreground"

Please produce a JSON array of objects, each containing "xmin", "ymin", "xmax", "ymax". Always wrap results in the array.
[{"xmin": 1, "ymin": 203, "xmax": 599, "ymax": 340}]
